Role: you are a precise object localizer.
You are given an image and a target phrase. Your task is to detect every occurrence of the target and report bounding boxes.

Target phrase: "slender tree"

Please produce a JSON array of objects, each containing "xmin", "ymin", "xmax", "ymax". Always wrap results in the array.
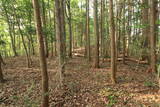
[
  {"xmin": 55, "ymin": 0, "xmax": 65, "ymax": 86},
  {"xmin": 141, "ymin": 0, "xmax": 149, "ymax": 61},
  {"xmin": 150, "ymin": 0, "xmax": 157, "ymax": 72},
  {"xmin": 93, "ymin": 0, "xmax": 99, "ymax": 68},
  {"xmin": 0, "ymin": 54, "xmax": 5, "ymax": 83},
  {"xmin": 122, "ymin": 1, "xmax": 126, "ymax": 64},
  {"xmin": 86, "ymin": 0, "xmax": 91, "ymax": 61},
  {"xmin": 32, "ymin": 0, "xmax": 49, "ymax": 106},
  {"xmin": 109, "ymin": 0, "xmax": 117, "ymax": 84},
  {"xmin": 100, "ymin": 0, "xmax": 105, "ymax": 57},
  {"xmin": 66, "ymin": 0, "xmax": 72, "ymax": 58},
  {"xmin": 41, "ymin": 0, "xmax": 49, "ymax": 57}
]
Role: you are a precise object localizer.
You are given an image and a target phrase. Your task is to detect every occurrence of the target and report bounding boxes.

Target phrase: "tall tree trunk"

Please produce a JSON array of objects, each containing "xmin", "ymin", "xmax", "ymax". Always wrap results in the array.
[
  {"xmin": 100, "ymin": 0, "xmax": 105, "ymax": 57},
  {"xmin": 0, "ymin": 54, "xmax": 5, "ymax": 83},
  {"xmin": 42, "ymin": 0, "xmax": 49, "ymax": 57},
  {"xmin": 55, "ymin": 0, "xmax": 65, "ymax": 86},
  {"xmin": 126, "ymin": 0, "xmax": 132, "ymax": 56},
  {"xmin": 86, "ymin": 0, "xmax": 91, "ymax": 61},
  {"xmin": 29, "ymin": 10, "xmax": 35, "ymax": 55},
  {"xmin": 122, "ymin": 1, "xmax": 126, "ymax": 64},
  {"xmin": 61, "ymin": 0, "xmax": 66, "ymax": 61},
  {"xmin": 54, "ymin": 9, "xmax": 57, "ymax": 56},
  {"xmin": 141, "ymin": 0, "xmax": 149, "ymax": 60},
  {"xmin": 150, "ymin": 0, "xmax": 157, "ymax": 72},
  {"xmin": 32, "ymin": 0, "xmax": 49, "ymax": 106},
  {"xmin": 67, "ymin": 0, "xmax": 72, "ymax": 58},
  {"xmin": 93, "ymin": 0, "xmax": 99, "ymax": 68},
  {"xmin": 109, "ymin": 0, "xmax": 117, "ymax": 84}
]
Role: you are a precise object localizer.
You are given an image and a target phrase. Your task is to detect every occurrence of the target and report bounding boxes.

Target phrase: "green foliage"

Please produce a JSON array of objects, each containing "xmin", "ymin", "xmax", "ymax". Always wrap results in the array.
[
  {"xmin": 23, "ymin": 82, "xmax": 39, "ymax": 107},
  {"xmin": 0, "ymin": 40, "xmax": 6, "ymax": 46},
  {"xmin": 106, "ymin": 95, "xmax": 117, "ymax": 107},
  {"xmin": 144, "ymin": 81, "xmax": 155, "ymax": 87},
  {"xmin": 98, "ymin": 88, "xmax": 117, "ymax": 107}
]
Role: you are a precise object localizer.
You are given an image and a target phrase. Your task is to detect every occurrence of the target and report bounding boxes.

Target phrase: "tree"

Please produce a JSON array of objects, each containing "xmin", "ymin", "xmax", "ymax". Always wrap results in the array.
[
  {"xmin": 41, "ymin": 0, "xmax": 49, "ymax": 57},
  {"xmin": 0, "ymin": 54, "xmax": 5, "ymax": 83},
  {"xmin": 32, "ymin": 0, "xmax": 49, "ymax": 106},
  {"xmin": 141, "ymin": 0, "xmax": 149, "ymax": 61},
  {"xmin": 100, "ymin": 0, "xmax": 105, "ymax": 57},
  {"xmin": 66, "ymin": 0, "xmax": 72, "ymax": 58},
  {"xmin": 109, "ymin": 0, "xmax": 117, "ymax": 84},
  {"xmin": 55, "ymin": 0, "xmax": 65, "ymax": 86},
  {"xmin": 1, "ymin": 0, "xmax": 18, "ymax": 57},
  {"xmin": 93, "ymin": 0, "xmax": 99, "ymax": 68},
  {"xmin": 122, "ymin": 0, "xmax": 126, "ymax": 64},
  {"xmin": 86, "ymin": 0, "xmax": 91, "ymax": 61},
  {"xmin": 150, "ymin": 0, "xmax": 157, "ymax": 72}
]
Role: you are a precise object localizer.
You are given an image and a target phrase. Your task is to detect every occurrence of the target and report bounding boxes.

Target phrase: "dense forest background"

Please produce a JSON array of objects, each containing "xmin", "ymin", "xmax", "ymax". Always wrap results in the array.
[{"xmin": 0, "ymin": 0, "xmax": 160, "ymax": 107}]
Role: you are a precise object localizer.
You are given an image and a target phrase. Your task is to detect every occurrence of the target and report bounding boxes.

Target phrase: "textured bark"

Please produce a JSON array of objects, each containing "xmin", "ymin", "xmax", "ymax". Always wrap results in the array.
[
  {"xmin": 67, "ymin": 0, "xmax": 72, "ymax": 58},
  {"xmin": 109, "ymin": 0, "xmax": 117, "ymax": 84},
  {"xmin": 150, "ymin": 0, "xmax": 157, "ymax": 72},
  {"xmin": 142, "ymin": 0, "xmax": 149, "ymax": 47},
  {"xmin": 126, "ymin": 0, "xmax": 132, "ymax": 56},
  {"xmin": 0, "ymin": 54, "xmax": 5, "ymax": 83},
  {"xmin": 32, "ymin": 0, "xmax": 49, "ymax": 106},
  {"xmin": 141, "ymin": 0, "xmax": 149, "ymax": 61},
  {"xmin": 42, "ymin": 0, "xmax": 49, "ymax": 57},
  {"xmin": 100, "ymin": 0, "xmax": 105, "ymax": 57},
  {"xmin": 61, "ymin": 0, "xmax": 66, "ymax": 61},
  {"xmin": 55, "ymin": 0, "xmax": 65, "ymax": 86},
  {"xmin": 122, "ymin": 1, "xmax": 126, "ymax": 64},
  {"xmin": 86, "ymin": 0, "xmax": 91, "ymax": 61},
  {"xmin": 54, "ymin": 9, "xmax": 57, "ymax": 56},
  {"xmin": 93, "ymin": 0, "xmax": 99, "ymax": 68}
]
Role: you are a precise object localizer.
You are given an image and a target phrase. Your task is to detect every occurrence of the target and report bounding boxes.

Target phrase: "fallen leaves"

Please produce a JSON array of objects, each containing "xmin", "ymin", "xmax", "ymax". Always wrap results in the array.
[{"xmin": 0, "ymin": 56, "xmax": 159, "ymax": 107}]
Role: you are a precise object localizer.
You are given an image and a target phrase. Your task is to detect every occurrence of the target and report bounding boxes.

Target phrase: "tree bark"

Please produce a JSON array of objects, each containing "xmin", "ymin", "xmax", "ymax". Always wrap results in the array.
[
  {"xmin": 41, "ymin": 0, "xmax": 49, "ymax": 57},
  {"xmin": 55, "ymin": 0, "xmax": 65, "ymax": 86},
  {"xmin": 93, "ymin": 0, "xmax": 99, "ymax": 68},
  {"xmin": 32, "ymin": 0, "xmax": 49, "ymax": 106},
  {"xmin": 0, "ymin": 54, "xmax": 5, "ymax": 83},
  {"xmin": 109, "ymin": 0, "xmax": 117, "ymax": 84},
  {"xmin": 86, "ymin": 0, "xmax": 91, "ymax": 61},
  {"xmin": 150, "ymin": 0, "xmax": 157, "ymax": 72},
  {"xmin": 100, "ymin": 0, "xmax": 105, "ymax": 57},
  {"xmin": 67, "ymin": 0, "xmax": 72, "ymax": 58}
]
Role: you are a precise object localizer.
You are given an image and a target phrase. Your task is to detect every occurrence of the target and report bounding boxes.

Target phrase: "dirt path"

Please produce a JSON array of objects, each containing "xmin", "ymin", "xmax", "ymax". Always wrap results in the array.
[{"xmin": 0, "ymin": 56, "xmax": 159, "ymax": 107}]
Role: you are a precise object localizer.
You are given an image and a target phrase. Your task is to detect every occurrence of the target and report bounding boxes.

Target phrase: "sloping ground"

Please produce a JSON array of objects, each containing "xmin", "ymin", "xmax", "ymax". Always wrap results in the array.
[{"xmin": 0, "ymin": 56, "xmax": 159, "ymax": 107}]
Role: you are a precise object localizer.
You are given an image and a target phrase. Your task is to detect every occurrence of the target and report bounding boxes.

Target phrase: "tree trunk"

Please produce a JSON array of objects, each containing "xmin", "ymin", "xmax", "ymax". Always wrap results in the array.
[
  {"xmin": 61, "ymin": 0, "xmax": 66, "ymax": 61},
  {"xmin": 42, "ymin": 0, "xmax": 49, "ymax": 57},
  {"xmin": 86, "ymin": 0, "xmax": 91, "ymax": 61},
  {"xmin": 93, "ymin": 0, "xmax": 99, "ymax": 68},
  {"xmin": 150, "ymin": 0, "xmax": 157, "ymax": 72},
  {"xmin": 109, "ymin": 0, "xmax": 117, "ymax": 84},
  {"xmin": 122, "ymin": 1, "xmax": 126, "ymax": 64},
  {"xmin": 67, "ymin": 0, "xmax": 72, "ymax": 58},
  {"xmin": 141, "ymin": 0, "xmax": 149, "ymax": 60},
  {"xmin": 55, "ymin": 0, "xmax": 65, "ymax": 86},
  {"xmin": 0, "ymin": 54, "xmax": 5, "ymax": 83},
  {"xmin": 32, "ymin": 0, "xmax": 49, "ymax": 106},
  {"xmin": 100, "ymin": 0, "xmax": 105, "ymax": 57}
]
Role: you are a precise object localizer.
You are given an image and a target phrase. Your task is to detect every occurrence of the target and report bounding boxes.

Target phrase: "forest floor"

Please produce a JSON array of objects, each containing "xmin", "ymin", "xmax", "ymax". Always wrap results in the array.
[{"xmin": 0, "ymin": 54, "xmax": 160, "ymax": 107}]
